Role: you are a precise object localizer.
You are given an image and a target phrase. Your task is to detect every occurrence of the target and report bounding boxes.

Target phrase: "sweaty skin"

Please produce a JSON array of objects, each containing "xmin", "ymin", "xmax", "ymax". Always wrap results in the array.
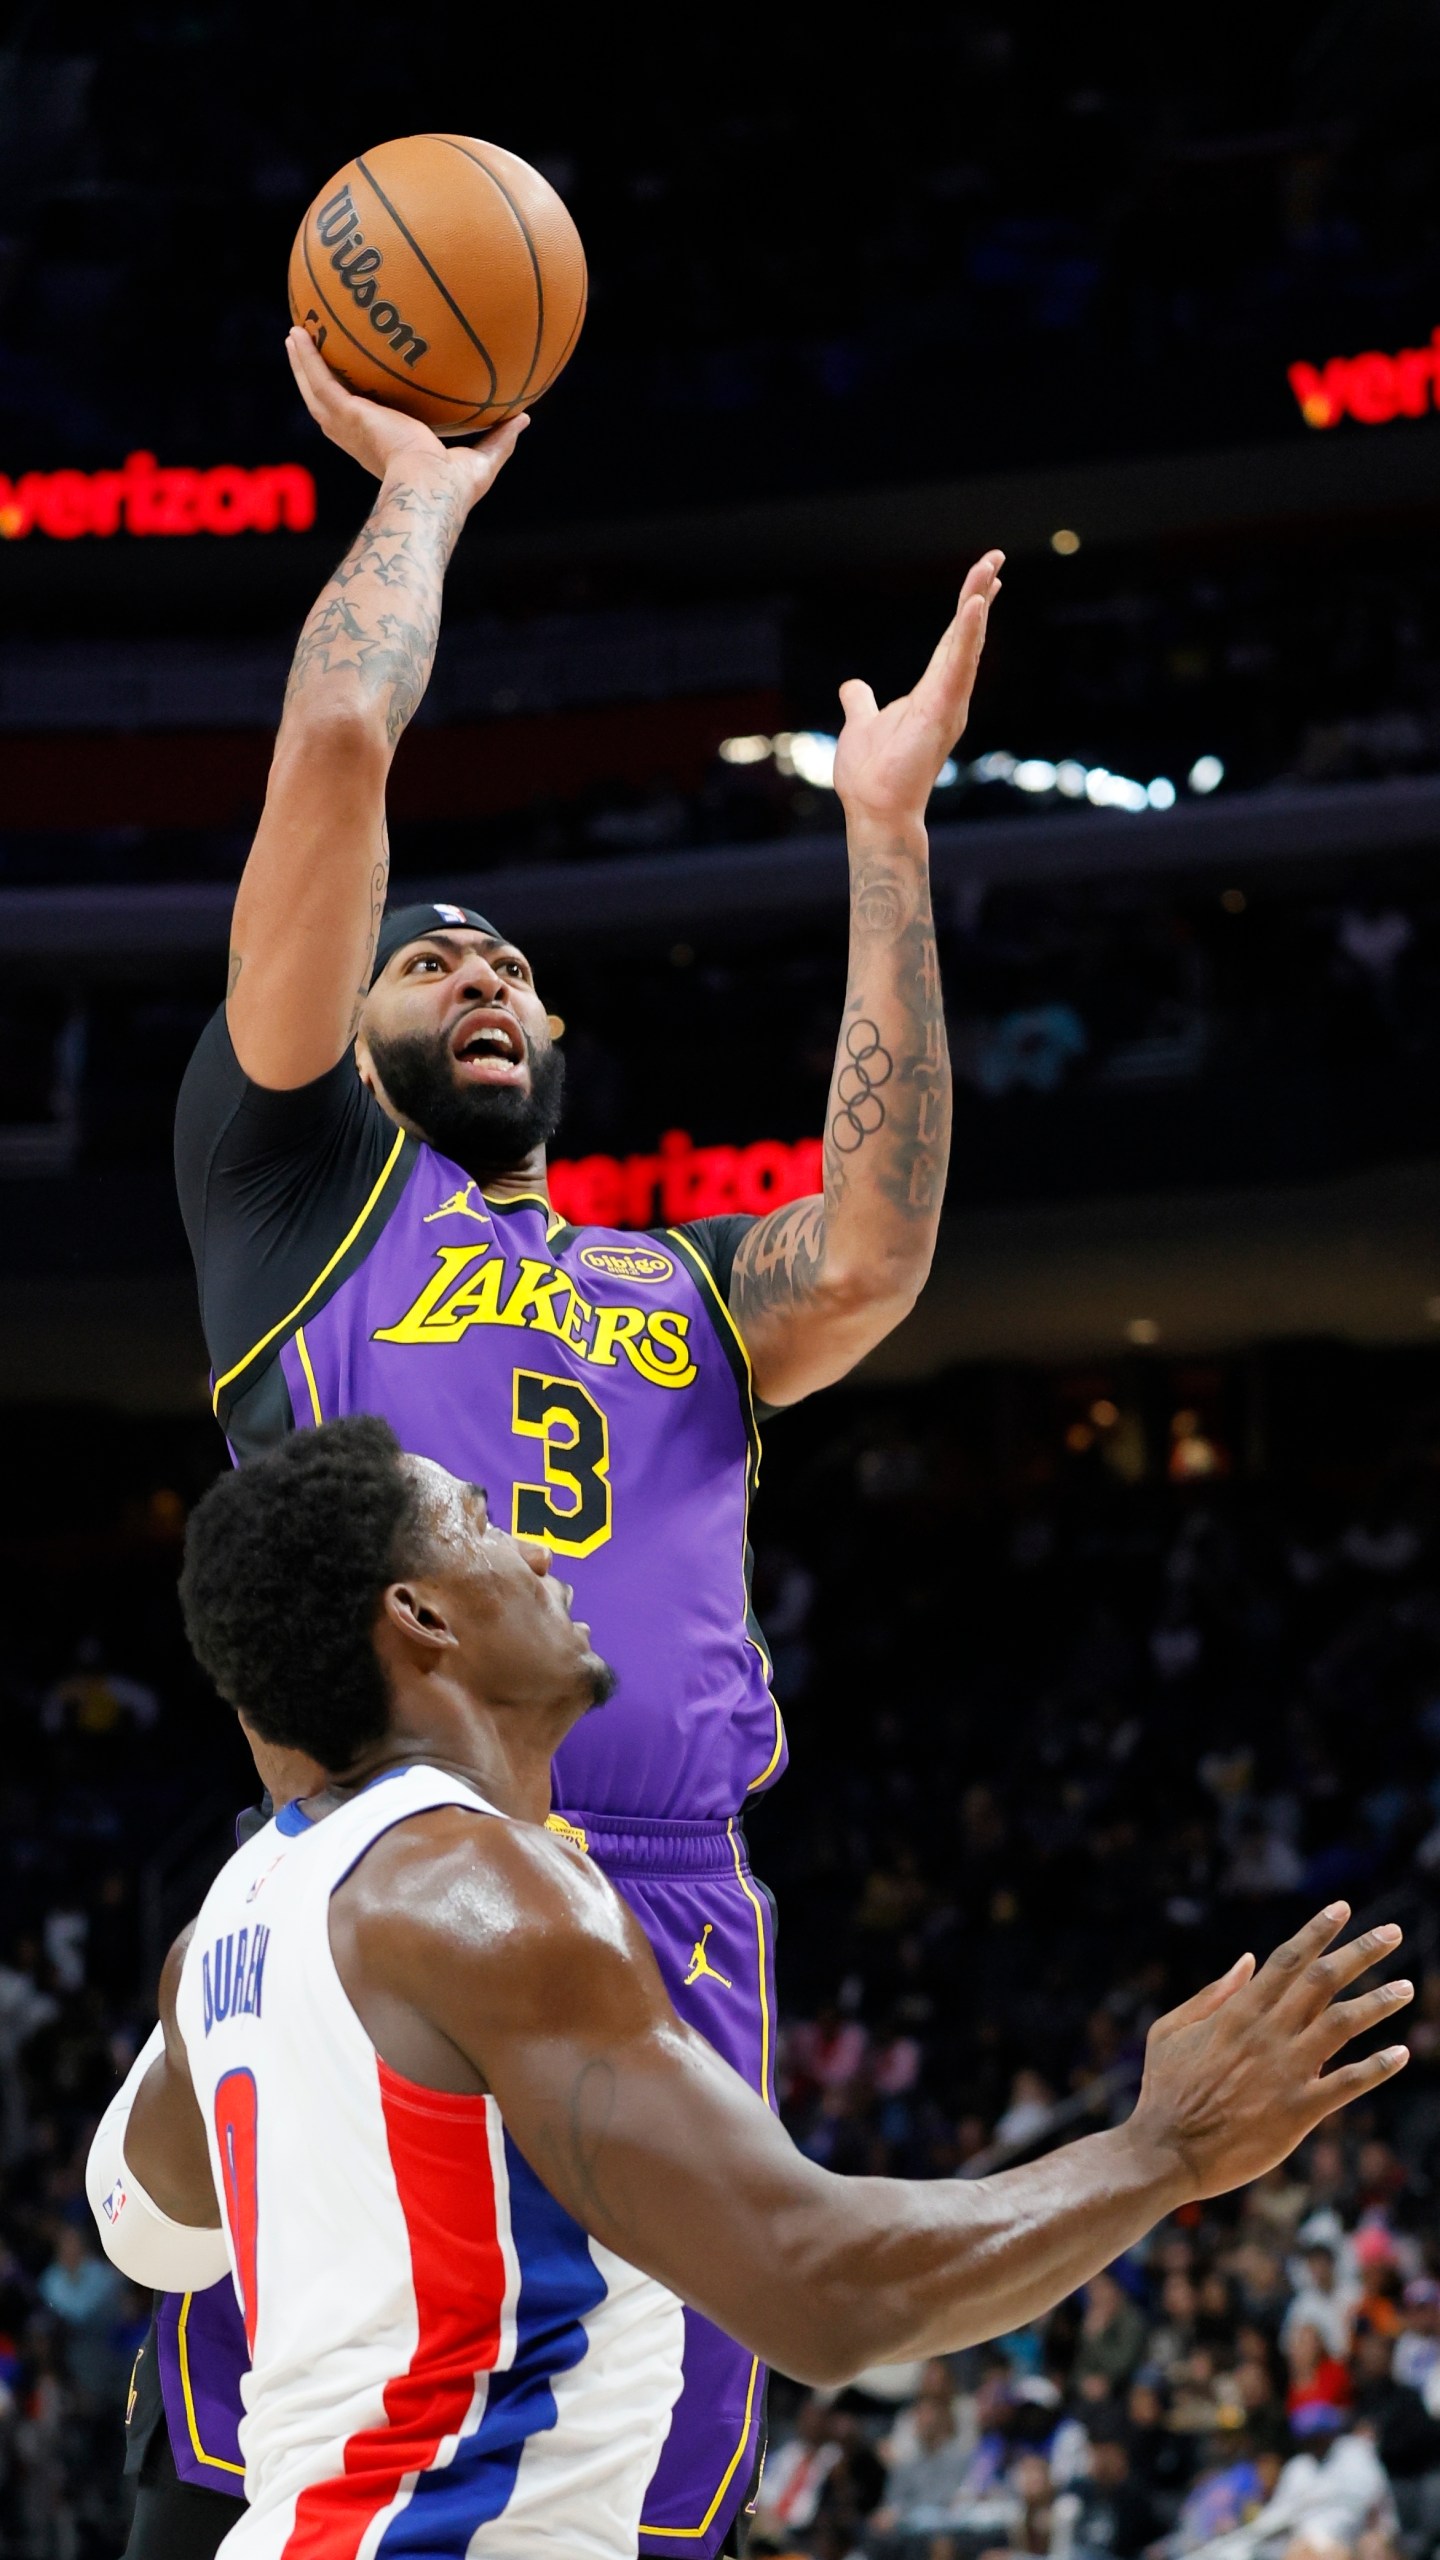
[
  {"xmin": 225, "ymin": 326, "xmax": 1001, "ymax": 1403},
  {"xmin": 124, "ymin": 1464, "xmax": 1413, "ymax": 2391}
]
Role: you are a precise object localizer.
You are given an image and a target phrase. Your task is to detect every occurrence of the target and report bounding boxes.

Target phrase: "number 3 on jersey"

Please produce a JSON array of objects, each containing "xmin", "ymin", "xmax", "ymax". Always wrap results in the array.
[{"xmin": 511, "ymin": 1370, "xmax": 612, "ymax": 1557}]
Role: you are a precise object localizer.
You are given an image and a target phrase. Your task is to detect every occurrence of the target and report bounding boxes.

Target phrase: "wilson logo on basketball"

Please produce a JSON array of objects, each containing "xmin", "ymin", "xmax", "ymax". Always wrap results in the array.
[
  {"xmin": 315, "ymin": 187, "xmax": 429, "ymax": 367},
  {"xmin": 578, "ymin": 1246, "xmax": 677, "ymax": 1286},
  {"xmin": 289, "ymin": 136, "xmax": 588, "ymax": 435}
]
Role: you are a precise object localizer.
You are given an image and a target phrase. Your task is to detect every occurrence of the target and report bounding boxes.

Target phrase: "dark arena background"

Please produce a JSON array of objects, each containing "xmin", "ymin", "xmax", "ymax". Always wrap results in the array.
[{"xmin": 2, "ymin": 6, "xmax": 1440, "ymax": 2553}]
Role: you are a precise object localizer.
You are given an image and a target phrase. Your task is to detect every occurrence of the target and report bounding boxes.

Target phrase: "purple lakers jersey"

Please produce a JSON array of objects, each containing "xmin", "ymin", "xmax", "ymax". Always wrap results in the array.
[{"xmin": 176, "ymin": 1013, "xmax": 786, "ymax": 1822}]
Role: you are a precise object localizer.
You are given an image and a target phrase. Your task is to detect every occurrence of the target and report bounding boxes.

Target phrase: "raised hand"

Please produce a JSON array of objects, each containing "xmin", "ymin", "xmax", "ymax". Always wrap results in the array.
[
  {"xmin": 833, "ymin": 549, "xmax": 1004, "ymax": 831},
  {"xmin": 226, "ymin": 328, "xmax": 529, "ymax": 1094},
  {"xmin": 284, "ymin": 324, "xmax": 528, "ymax": 508},
  {"xmin": 1131, "ymin": 1904, "xmax": 1411, "ymax": 2201}
]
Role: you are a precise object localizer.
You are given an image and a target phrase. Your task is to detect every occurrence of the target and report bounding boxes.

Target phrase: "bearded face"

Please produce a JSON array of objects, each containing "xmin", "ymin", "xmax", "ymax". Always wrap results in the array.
[{"xmin": 366, "ymin": 1018, "xmax": 565, "ymax": 1181}]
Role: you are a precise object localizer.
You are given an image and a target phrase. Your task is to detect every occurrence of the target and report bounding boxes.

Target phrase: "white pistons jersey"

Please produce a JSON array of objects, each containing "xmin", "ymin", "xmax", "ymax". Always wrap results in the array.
[{"xmin": 174, "ymin": 1764, "xmax": 685, "ymax": 2557}]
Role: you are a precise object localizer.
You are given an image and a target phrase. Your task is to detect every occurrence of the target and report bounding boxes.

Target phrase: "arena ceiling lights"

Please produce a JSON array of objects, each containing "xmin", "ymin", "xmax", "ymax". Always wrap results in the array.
[{"xmin": 719, "ymin": 734, "xmax": 1226, "ymax": 813}]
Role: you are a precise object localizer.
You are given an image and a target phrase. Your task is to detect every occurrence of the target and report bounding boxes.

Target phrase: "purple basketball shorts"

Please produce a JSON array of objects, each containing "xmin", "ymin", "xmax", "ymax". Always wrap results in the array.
[{"xmin": 556, "ymin": 1811, "xmax": 777, "ymax": 2558}]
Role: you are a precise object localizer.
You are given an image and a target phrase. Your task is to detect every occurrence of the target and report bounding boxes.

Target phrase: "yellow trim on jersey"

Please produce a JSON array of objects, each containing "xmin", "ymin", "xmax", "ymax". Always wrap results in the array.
[
  {"xmin": 746, "ymin": 1703, "xmax": 787, "ymax": 1794},
  {"xmin": 726, "ymin": 1816, "xmax": 773, "ymax": 2106},
  {"xmin": 177, "ymin": 2292, "xmax": 246, "ymax": 2478},
  {"xmin": 211, "ymin": 1126, "xmax": 408, "ymax": 1412},
  {"xmin": 666, "ymin": 1226, "xmax": 784, "ymax": 1788},
  {"xmin": 294, "ymin": 1325, "xmax": 323, "ymax": 1425},
  {"xmin": 481, "ymin": 1187, "xmax": 566, "ymax": 1242},
  {"xmin": 637, "ymin": 2351, "xmax": 761, "ymax": 2542},
  {"xmin": 664, "ymin": 1224, "xmax": 760, "ymax": 1439}
]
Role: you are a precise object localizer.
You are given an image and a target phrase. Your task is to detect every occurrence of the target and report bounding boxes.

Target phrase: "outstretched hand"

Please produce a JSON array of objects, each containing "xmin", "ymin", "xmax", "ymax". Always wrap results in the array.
[
  {"xmin": 1131, "ymin": 1903, "xmax": 1411, "ymax": 2201},
  {"xmin": 284, "ymin": 325, "xmax": 528, "ymax": 508},
  {"xmin": 833, "ymin": 548, "xmax": 1004, "ymax": 832}
]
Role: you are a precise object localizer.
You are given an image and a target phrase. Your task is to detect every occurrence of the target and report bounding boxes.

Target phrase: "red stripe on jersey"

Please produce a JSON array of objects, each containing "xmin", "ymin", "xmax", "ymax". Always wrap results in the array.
[{"xmin": 282, "ymin": 2062, "xmax": 507, "ymax": 2558}]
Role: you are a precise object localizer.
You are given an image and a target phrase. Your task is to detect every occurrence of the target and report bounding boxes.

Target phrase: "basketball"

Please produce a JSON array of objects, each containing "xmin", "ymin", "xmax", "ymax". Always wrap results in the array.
[{"xmin": 287, "ymin": 134, "xmax": 587, "ymax": 436}]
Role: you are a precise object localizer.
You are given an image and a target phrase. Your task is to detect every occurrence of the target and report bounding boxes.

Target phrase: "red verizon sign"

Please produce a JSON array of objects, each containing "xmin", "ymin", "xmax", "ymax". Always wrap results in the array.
[
  {"xmin": 1288, "ymin": 336, "xmax": 1440, "ymax": 428},
  {"xmin": 549, "ymin": 1128, "xmax": 822, "ymax": 1229},
  {"xmin": 0, "ymin": 454, "xmax": 316, "ymax": 540}
]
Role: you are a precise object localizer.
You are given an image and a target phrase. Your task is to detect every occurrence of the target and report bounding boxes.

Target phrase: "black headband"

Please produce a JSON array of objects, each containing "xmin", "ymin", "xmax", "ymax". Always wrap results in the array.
[{"xmin": 370, "ymin": 902, "xmax": 503, "ymax": 987}]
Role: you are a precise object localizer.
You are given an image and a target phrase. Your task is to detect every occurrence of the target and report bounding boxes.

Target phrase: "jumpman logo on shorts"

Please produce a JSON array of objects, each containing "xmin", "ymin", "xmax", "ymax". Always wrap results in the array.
[
  {"xmin": 684, "ymin": 1924, "xmax": 732, "ymax": 1989},
  {"xmin": 423, "ymin": 1183, "xmax": 489, "ymax": 1225}
]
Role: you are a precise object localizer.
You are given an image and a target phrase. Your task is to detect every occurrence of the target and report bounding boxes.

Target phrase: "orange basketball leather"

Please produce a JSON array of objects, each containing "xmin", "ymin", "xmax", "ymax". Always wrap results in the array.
[{"xmin": 288, "ymin": 134, "xmax": 587, "ymax": 434}]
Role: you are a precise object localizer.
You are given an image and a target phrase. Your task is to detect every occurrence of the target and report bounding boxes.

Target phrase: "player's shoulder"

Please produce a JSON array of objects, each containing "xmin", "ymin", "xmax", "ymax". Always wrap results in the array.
[
  {"xmin": 177, "ymin": 1004, "xmax": 384, "ymax": 1159},
  {"xmin": 339, "ymin": 1803, "xmax": 646, "ymax": 2031},
  {"xmin": 346, "ymin": 1801, "xmax": 629, "ymax": 1948},
  {"xmin": 175, "ymin": 1004, "xmax": 411, "ymax": 1387}
]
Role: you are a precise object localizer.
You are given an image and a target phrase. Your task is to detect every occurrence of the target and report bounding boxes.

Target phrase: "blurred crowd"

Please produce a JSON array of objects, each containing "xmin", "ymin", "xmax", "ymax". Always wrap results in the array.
[
  {"xmin": 746, "ymin": 1360, "xmax": 1440, "ymax": 2554},
  {"xmin": 0, "ymin": 1644, "xmax": 164, "ymax": 2554},
  {"xmin": 751, "ymin": 2201, "xmax": 1440, "ymax": 2560},
  {"xmin": 758, "ymin": 1380, "xmax": 1440, "ymax": 2159}
]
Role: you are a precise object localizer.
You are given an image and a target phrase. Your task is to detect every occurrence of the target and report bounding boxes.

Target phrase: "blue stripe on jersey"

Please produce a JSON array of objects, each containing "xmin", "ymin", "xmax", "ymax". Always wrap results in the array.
[
  {"xmin": 275, "ymin": 1768, "xmax": 416, "ymax": 1841},
  {"xmin": 374, "ymin": 2136, "xmax": 608, "ymax": 2554}
]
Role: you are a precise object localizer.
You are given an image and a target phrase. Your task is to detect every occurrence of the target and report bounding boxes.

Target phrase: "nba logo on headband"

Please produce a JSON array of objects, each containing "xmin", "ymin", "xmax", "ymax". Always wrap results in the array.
[{"xmin": 433, "ymin": 904, "xmax": 469, "ymax": 925}]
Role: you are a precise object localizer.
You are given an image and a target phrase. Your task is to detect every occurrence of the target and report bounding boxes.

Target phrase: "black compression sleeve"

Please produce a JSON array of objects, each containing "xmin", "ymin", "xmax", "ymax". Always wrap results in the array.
[
  {"xmin": 174, "ymin": 1009, "xmax": 397, "ymax": 1393},
  {"xmin": 675, "ymin": 1213, "xmax": 757, "ymax": 1303}
]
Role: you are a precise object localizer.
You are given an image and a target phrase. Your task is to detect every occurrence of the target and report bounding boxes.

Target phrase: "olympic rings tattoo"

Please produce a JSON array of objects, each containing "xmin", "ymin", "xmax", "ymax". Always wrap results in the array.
[{"xmin": 832, "ymin": 1017, "xmax": 894, "ymax": 1153}]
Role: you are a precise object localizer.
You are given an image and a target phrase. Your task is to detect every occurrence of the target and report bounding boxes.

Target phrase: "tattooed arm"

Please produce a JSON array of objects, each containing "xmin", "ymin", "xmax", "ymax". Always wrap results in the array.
[
  {"xmin": 729, "ymin": 553, "xmax": 1004, "ymax": 1404},
  {"xmin": 225, "ymin": 328, "xmax": 527, "ymax": 1089}
]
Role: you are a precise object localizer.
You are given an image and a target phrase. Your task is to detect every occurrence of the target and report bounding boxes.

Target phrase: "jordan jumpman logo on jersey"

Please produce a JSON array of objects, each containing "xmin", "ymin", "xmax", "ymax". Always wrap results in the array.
[
  {"xmin": 423, "ymin": 1183, "xmax": 489, "ymax": 1224},
  {"xmin": 684, "ymin": 1925, "xmax": 732, "ymax": 1989}
]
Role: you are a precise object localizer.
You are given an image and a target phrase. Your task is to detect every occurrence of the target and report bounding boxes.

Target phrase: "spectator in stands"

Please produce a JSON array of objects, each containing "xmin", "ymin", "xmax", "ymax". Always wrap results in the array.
[
  {"xmin": 1151, "ymin": 2273, "xmax": 1201, "ymax": 2381},
  {"xmin": 0, "ymin": 1936, "xmax": 57, "ymax": 2170},
  {"xmin": 36, "ymin": 2224, "xmax": 116, "ymax": 2337},
  {"xmin": 1074, "ymin": 2271, "xmax": 1149, "ymax": 2401},
  {"xmin": 39, "ymin": 1637, "xmax": 157, "ymax": 1741},
  {"xmin": 1348, "ymin": 2241, "xmax": 1405, "ymax": 2351},
  {"xmin": 868, "ymin": 2389, "xmax": 974, "ymax": 2552},
  {"xmin": 994, "ymin": 2068, "xmax": 1056, "ymax": 2152},
  {"xmin": 36, "ymin": 2221, "xmax": 126, "ymax": 2402},
  {"xmin": 1231, "ymin": 2331, "xmax": 1287, "ymax": 2433},
  {"xmin": 976, "ymin": 2450, "xmax": 1056, "ymax": 2558},
  {"xmin": 1347, "ymin": 2328, "xmax": 1440, "ymax": 2480},
  {"xmin": 1125, "ymin": 2376, "xmax": 1196, "ymax": 2510},
  {"xmin": 1392, "ymin": 2279, "xmax": 1440, "ymax": 2409},
  {"xmin": 1061, "ymin": 2410, "xmax": 1161, "ymax": 2560},
  {"xmin": 879, "ymin": 2360, "xmax": 969, "ymax": 2472},
  {"xmin": 1232, "ymin": 2242, "xmax": 1293, "ymax": 2333},
  {"xmin": 1282, "ymin": 2247, "xmax": 1354, "ymax": 2359},
  {"xmin": 1168, "ymin": 2427, "xmax": 1285, "ymax": 2552},
  {"xmin": 752, "ymin": 2392, "xmax": 841, "ymax": 2547},
  {"xmin": 816, "ymin": 2402, "xmax": 887, "ymax": 2551},
  {"xmin": 1237, "ymin": 2404, "xmax": 1394, "ymax": 2560},
  {"xmin": 1286, "ymin": 2323, "xmax": 1355, "ymax": 2425},
  {"xmin": 787, "ymin": 2003, "xmax": 868, "ymax": 2105}
]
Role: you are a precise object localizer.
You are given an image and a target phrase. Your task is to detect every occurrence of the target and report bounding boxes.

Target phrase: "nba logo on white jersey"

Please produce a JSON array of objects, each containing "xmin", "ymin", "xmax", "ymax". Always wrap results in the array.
[{"xmin": 175, "ymin": 1766, "xmax": 684, "ymax": 2557}]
